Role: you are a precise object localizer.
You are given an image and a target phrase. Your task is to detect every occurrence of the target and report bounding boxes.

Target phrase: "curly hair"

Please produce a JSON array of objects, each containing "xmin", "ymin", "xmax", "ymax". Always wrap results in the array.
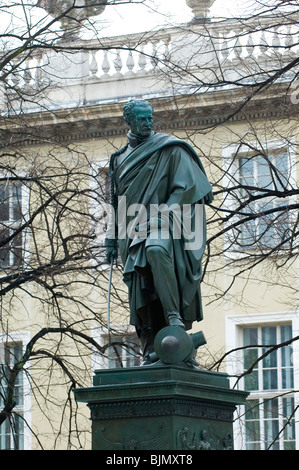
[{"xmin": 123, "ymin": 99, "xmax": 153, "ymax": 125}]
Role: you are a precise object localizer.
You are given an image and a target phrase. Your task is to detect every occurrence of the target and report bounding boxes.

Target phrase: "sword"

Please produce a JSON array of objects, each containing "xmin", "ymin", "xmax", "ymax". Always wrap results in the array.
[{"xmin": 107, "ymin": 257, "xmax": 114, "ymax": 342}]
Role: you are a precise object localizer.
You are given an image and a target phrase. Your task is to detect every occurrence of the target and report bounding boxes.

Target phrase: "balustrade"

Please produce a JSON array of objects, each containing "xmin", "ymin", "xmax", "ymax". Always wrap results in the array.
[
  {"xmin": 4, "ymin": 17, "xmax": 299, "ymax": 103},
  {"xmin": 87, "ymin": 39, "xmax": 171, "ymax": 78}
]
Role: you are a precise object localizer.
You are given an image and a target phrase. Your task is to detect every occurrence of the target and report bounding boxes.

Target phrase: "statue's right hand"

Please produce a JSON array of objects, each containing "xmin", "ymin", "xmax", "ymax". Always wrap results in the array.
[
  {"xmin": 105, "ymin": 246, "xmax": 118, "ymax": 263},
  {"xmin": 104, "ymin": 238, "xmax": 118, "ymax": 263}
]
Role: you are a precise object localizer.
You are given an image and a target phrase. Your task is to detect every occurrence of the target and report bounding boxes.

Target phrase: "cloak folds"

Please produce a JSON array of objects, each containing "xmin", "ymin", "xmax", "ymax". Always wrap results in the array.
[{"xmin": 110, "ymin": 132, "xmax": 213, "ymax": 329}]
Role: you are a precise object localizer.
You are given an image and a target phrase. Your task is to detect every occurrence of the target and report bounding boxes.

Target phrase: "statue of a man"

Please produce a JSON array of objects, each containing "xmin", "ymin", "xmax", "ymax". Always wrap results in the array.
[{"xmin": 105, "ymin": 99, "xmax": 213, "ymax": 364}]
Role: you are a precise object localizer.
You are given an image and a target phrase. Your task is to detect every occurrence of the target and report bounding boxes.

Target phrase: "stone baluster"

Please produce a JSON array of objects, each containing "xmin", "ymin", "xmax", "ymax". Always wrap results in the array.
[
  {"xmin": 23, "ymin": 59, "xmax": 32, "ymax": 86},
  {"xmin": 150, "ymin": 41, "xmax": 158, "ymax": 69},
  {"xmin": 285, "ymin": 25, "xmax": 293, "ymax": 55},
  {"xmin": 260, "ymin": 30, "xmax": 268, "ymax": 56},
  {"xmin": 272, "ymin": 28, "xmax": 280, "ymax": 49},
  {"xmin": 209, "ymin": 28, "xmax": 219, "ymax": 63},
  {"xmin": 138, "ymin": 45, "xmax": 147, "ymax": 71},
  {"xmin": 270, "ymin": 27, "xmax": 281, "ymax": 58},
  {"xmin": 90, "ymin": 51, "xmax": 98, "ymax": 77},
  {"xmin": 11, "ymin": 59, "xmax": 21, "ymax": 88},
  {"xmin": 221, "ymin": 33, "xmax": 230, "ymax": 59},
  {"xmin": 163, "ymin": 38, "xmax": 171, "ymax": 66},
  {"xmin": 246, "ymin": 32, "xmax": 255, "ymax": 57},
  {"xmin": 113, "ymin": 51, "xmax": 123, "ymax": 76},
  {"xmin": 34, "ymin": 54, "xmax": 43, "ymax": 85},
  {"xmin": 234, "ymin": 35, "xmax": 242, "ymax": 59},
  {"xmin": 101, "ymin": 50, "xmax": 110, "ymax": 76},
  {"xmin": 126, "ymin": 50, "xmax": 135, "ymax": 74}
]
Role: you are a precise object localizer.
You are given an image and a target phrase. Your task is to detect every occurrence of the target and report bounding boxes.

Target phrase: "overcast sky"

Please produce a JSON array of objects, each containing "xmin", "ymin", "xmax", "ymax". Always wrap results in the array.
[
  {"xmin": 99, "ymin": 0, "xmax": 249, "ymax": 36},
  {"xmin": 2, "ymin": 0, "xmax": 264, "ymax": 42}
]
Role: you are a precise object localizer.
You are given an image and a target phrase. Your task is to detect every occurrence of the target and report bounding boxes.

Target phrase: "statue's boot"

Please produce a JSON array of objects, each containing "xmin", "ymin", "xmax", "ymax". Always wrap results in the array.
[
  {"xmin": 167, "ymin": 310, "xmax": 185, "ymax": 328},
  {"xmin": 146, "ymin": 245, "xmax": 185, "ymax": 330}
]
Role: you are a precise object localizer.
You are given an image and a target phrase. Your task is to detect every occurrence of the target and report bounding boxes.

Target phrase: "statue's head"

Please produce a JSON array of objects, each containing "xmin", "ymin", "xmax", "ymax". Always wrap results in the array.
[{"xmin": 123, "ymin": 99, "xmax": 153, "ymax": 139}]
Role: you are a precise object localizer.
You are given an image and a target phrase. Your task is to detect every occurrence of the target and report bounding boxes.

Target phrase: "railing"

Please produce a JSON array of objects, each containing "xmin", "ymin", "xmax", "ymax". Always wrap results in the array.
[
  {"xmin": 3, "ymin": 14, "xmax": 299, "ymax": 110},
  {"xmin": 6, "ymin": 32, "xmax": 172, "ymax": 87}
]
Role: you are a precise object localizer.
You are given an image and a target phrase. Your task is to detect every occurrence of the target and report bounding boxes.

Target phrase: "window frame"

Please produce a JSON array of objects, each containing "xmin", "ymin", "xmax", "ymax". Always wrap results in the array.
[
  {"xmin": 0, "ymin": 174, "xmax": 30, "ymax": 270},
  {"xmin": 106, "ymin": 334, "xmax": 141, "ymax": 369},
  {"xmin": 222, "ymin": 138, "xmax": 297, "ymax": 257},
  {"xmin": 92, "ymin": 324, "xmax": 141, "ymax": 370},
  {"xmin": 226, "ymin": 311, "xmax": 299, "ymax": 450},
  {"xmin": 0, "ymin": 331, "xmax": 32, "ymax": 450}
]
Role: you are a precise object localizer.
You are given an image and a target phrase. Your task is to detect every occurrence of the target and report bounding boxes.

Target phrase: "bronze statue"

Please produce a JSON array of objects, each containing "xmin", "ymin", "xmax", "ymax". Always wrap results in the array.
[{"xmin": 105, "ymin": 99, "xmax": 213, "ymax": 364}]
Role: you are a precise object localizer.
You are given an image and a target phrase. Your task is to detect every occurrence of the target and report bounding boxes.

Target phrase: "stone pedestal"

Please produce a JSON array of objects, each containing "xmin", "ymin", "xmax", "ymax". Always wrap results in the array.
[{"xmin": 74, "ymin": 364, "xmax": 248, "ymax": 451}]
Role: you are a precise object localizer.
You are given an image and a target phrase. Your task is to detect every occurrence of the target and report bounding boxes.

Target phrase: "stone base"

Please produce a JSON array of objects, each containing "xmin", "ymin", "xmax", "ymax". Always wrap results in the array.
[{"xmin": 74, "ymin": 364, "xmax": 248, "ymax": 451}]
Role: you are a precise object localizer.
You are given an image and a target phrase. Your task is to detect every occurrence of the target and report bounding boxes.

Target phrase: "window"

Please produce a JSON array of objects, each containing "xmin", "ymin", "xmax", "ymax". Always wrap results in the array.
[
  {"xmin": 0, "ymin": 181, "xmax": 23, "ymax": 267},
  {"xmin": 0, "ymin": 342, "xmax": 24, "ymax": 450},
  {"xmin": 107, "ymin": 335, "xmax": 141, "ymax": 368},
  {"xmin": 238, "ymin": 151, "xmax": 292, "ymax": 249},
  {"xmin": 222, "ymin": 141, "xmax": 296, "ymax": 253},
  {"xmin": 242, "ymin": 324, "xmax": 296, "ymax": 450},
  {"xmin": 245, "ymin": 396, "xmax": 296, "ymax": 450}
]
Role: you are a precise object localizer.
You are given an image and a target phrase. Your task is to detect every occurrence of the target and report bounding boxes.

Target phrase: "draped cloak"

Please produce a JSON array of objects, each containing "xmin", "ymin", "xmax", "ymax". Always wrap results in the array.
[{"xmin": 109, "ymin": 132, "xmax": 213, "ymax": 330}]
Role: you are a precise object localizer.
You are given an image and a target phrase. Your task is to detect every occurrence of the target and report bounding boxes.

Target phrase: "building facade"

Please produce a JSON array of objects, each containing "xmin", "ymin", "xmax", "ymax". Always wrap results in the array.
[{"xmin": 0, "ymin": 0, "xmax": 299, "ymax": 450}]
